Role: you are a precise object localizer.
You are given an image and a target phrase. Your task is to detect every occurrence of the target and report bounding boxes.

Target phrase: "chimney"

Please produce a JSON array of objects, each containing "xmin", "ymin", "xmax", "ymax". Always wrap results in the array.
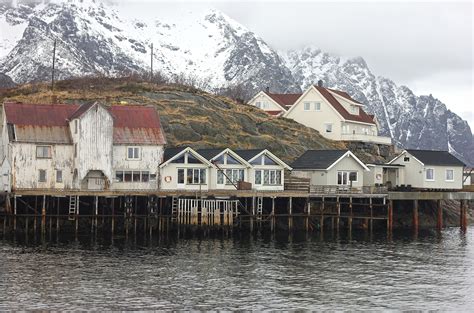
[
  {"xmin": 51, "ymin": 95, "xmax": 58, "ymax": 104},
  {"xmin": 265, "ymin": 86, "xmax": 270, "ymax": 93},
  {"xmin": 317, "ymin": 80, "xmax": 323, "ymax": 87}
]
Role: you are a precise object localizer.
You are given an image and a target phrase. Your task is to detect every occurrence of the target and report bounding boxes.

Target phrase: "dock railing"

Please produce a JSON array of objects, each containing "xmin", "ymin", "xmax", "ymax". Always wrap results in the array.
[{"xmin": 310, "ymin": 185, "xmax": 388, "ymax": 195}]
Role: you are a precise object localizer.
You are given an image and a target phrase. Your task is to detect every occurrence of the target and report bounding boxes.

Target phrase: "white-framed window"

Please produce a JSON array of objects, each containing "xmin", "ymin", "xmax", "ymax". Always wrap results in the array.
[
  {"xmin": 256, "ymin": 101, "xmax": 261, "ymax": 109},
  {"xmin": 425, "ymin": 168, "xmax": 435, "ymax": 181},
  {"xmin": 38, "ymin": 169, "xmax": 47, "ymax": 182},
  {"xmin": 257, "ymin": 169, "xmax": 282, "ymax": 185},
  {"xmin": 36, "ymin": 146, "xmax": 52, "ymax": 159},
  {"xmin": 304, "ymin": 102, "xmax": 310, "ymax": 111},
  {"xmin": 445, "ymin": 169, "xmax": 454, "ymax": 181},
  {"xmin": 342, "ymin": 125, "xmax": 349, "ymax": 134},
  {"xmin": 74, "ymin": 120, "xmax": 78, "ymax": 134},
  {"xmin": 115, "ymin": 170, "xmax": 151, "ymax": 183},
  {"xmin": 224, "ymin": 169, "xmax": 244, "ymax": 184},
  {"xmin": 350, "ymin": 106, "xmax": 358, "ymax": 114},
  {"xmin": 56, "ymin": 170, "xmax": 63, "ymax": 183},
  {"xmin": 255, "ymin": 170, "xmax": 262, "ymax": 185},
  {"xmin": 185, "ymin": 168, "xmax": 206, "ymax": 185},
  {"xmin": 325, "ymin": 123, "xmax": 333, "ymax": 133},
  {"xmin": 127, "ymin": 146, "xmax": 141, "ymax": 160},
  {"xmin": 337, "ymin": 171, "xmax": 358, "ymax": 185},
  {"xmin": 314, "ymin": 102, "xmax": 321, "ymax": 111}
]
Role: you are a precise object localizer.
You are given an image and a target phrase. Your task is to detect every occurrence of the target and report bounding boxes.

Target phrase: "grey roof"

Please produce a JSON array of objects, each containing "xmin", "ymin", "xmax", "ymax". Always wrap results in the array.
[
  {"xmin": 233, "ymin": 149, "xmax": 265, "ymax": 161},
  {"xmin": 196, "ymin": 148, "xmax": 226, "ymax": 160},
  {"xmin": 406, "ymin": 149, "xmax": 465, "ymax": 166},
  {"xmin": 163, "ymin": 147, "xmax": 187, "ymax": 162},
  {"xmin": 291, "ymin": 150, "xmax": 348, "ymax": 169}
]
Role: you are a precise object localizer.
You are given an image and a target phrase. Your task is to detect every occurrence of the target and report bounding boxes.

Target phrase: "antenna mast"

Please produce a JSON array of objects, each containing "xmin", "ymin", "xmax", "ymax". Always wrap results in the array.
[
  {"xmin": 150, "ymin": 43, "xmax": 153, "ymax": 81},
  {"xmin": 51, "ymin": 39, "xmax": 57, "ymax": 91}
]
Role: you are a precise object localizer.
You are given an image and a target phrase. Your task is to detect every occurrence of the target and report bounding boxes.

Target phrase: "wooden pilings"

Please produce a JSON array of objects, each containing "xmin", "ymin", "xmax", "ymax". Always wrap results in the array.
[
  {"xmin": 436, "ymin": 200, "xmax": 443, "ymax": 230},
  {"xmin": 413, "ymin": 200, "xmax": 419, "ymax": 232},
  {"xmin": 460, "ymin": 200, "xmax": 468, "ymax": 231}
]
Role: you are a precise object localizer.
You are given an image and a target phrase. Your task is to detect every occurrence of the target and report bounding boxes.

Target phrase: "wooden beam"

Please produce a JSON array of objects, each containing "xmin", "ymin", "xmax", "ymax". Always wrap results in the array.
[{"xmin": 436, "ymin": 200, "xmax": 443, "ymax": 230}]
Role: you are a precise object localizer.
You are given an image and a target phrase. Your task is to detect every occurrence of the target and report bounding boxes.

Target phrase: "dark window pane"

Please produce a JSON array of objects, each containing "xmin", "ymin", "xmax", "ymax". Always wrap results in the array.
[
  {"xmin": 188, "ymin": 153, "xmax": 203, "ymax": 164},
  {"xmin": 349, "ymin": 172, "xmax": 357, "ymax": 182},
  {"xmin": 171, "ymin": 155, "xmax": 185, "ymax": 163},
  {"xmin": 263, "ymin": 155, "xmax": 277, "ymax": 165},
  {"xmin": 187, "ymin": 169, "xmax": 193, "ymax": 184},
  {"xmin": 132, "ymin": 172, "xmax": 140, "ymax": 182},
  {"xmin": 178, "ymin": 169, "xmax": 184, "ymax": 184},
  {"xmin": 141, "ymin": 172, "xmax": 149, "ymax": 182},
  {"xmin": 250, "ymin": 156, "xmax": 262, "ymax": 165},
  {"xmin": 116, "ymin": 171, "xmax": 124, "ymax": 182},
  {"xmin": 226, "ymin": 154, "xmax": 240, "ymax": 164},
  {"xmin": 124, "ymin": 171, "xmax": 132, "ymax": 182}
]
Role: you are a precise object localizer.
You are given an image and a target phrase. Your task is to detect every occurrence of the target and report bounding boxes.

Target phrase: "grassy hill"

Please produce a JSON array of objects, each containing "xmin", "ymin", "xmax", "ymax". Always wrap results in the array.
[{"xmin": 0, "ymin": 77, "xmax": 387, "ymax": 163}]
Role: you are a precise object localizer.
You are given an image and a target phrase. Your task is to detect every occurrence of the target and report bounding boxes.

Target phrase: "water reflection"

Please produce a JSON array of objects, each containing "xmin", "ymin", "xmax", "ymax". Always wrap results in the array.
[{"xmin": 0, "ymin": 228, "xmax": 472, "ymax": 310}]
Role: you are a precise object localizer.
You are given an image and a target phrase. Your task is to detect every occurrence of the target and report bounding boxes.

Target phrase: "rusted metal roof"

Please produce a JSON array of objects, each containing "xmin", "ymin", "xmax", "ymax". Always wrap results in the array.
[
  {"xmin": 264, "ymin": 92, "xmax": 302, "ymax": 107},
  {"xmin": 3, "ymin": 102, "xmax": 166, "ymax": 145}
]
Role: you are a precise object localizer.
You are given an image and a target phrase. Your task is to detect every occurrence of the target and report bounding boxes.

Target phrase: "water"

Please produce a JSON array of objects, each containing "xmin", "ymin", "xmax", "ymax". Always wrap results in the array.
[{"xmin": 1, "ymin": 229, "xmax": 473, "ymax": 310}]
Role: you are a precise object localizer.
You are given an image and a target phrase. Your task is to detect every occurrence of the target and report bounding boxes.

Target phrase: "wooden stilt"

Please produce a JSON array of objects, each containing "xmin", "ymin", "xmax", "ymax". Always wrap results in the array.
[
  {"xmin": 336, "ymin": 197, "xmax": 340, "ymax": 231},
  {"xmin": 413, "ymin": 200, "xmax": 419, "ymax": 232},
  {"xmin": 460, "ymin": 200, "xmax": 467, "ymax": 231},
  {"xmin": 306, "ymin": 198, "xmax": 310, "ymax": 232},
  {"xmin": 369, "ymin": 197, "xmax": 373, "ymax": 233},
  {"xmin": 13, "ymin": 195, "xmax": 17, "ymax": 232},
  {"xmin": 250, "ymin": 196, "xmax": 255, "ymax": 232},
  {"xmin": 288, "ymin": 197, "xmax": 293, "ymax": 231},
  {"xmin": 271, "ymin": 197, "xmax": 275, "ymax": 232},
  {"xmin": 348, "ymin": 197, "xmax": 353, "ymax": 234},
  {"xmin": 111, "ymin": 198, "xmax": 115, "ymax": 236},
  {"xmin": 436, "ymin": 200, "xmax": 443, "ymax": 231},
  {"xmin": 41, "ymin": 195, "xmax": 46, "ymax": 237},
  {"xmin": 56, "ymin": 197, "xmax": 60, "ymax": 234},
  {"xmin": 387, "ymin": 199, "xmax": 393, "ymax": 233}
]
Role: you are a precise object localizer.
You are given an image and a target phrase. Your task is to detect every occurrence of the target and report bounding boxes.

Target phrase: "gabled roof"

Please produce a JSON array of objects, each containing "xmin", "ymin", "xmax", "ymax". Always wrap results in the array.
[
  {"xmin": 264, "ymin": 92, "xmax": 302, "ymax": 107},
  {"xmin": 291, "ymin": 150, "xmax": 369, "ymax": 171},
  {"xmin": 234, "ymin": 149, "xmax": 292, "ymax": 170},
  {"xmin": 405, "ymin": 149, "xmax": 465, "ymax": 166},
  {"xmin": 313, "ymin": 86, "xmax": 375, "ymax": 125},
  {"xmin": 197, "ymin": 148, "xmax": 252, "ymax": 167},
  {"xmin": 327, "ymin": 88, "xmax": 362, "ymax": 105},
  {"xmin": 196, "ymin": 148, "xmax": 226, "ymax": 161},
  {"xmin": 3, "ymin": 102, "xmax": 166, "ymax": 145},
  {"xmin": 160, "ymin": 147, "xmax": 212, "ymax": 168}
]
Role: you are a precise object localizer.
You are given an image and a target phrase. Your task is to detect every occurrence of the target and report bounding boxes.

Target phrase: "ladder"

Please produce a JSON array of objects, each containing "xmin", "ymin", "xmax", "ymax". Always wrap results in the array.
[
  {"xmin": 68, "ymin": 195, "xmax": 79, "ymax": 220},
  {"xmin": 256, "ymin": 196, "xmax": 263, "ymax": 220},
  {"xmin": 171, "ymin": 196, "xmax": 179, "ymax": 221}
]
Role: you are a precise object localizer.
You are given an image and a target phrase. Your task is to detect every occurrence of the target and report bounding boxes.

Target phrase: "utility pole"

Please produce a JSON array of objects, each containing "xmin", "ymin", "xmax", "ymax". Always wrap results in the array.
[
  {"xmin": 51, "ymin": 39, "xmax": 57, "ymax": 91},
  {"xmin": 150, "ymin": 43, "xmax": 153, "ymax": 81}
]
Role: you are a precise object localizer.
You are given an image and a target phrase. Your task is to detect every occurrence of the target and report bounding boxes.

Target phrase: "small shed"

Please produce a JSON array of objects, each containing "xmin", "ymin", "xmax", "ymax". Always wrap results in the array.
[{"xmin": 291, "ymin": 150, "xmax": 369, "ymax": 188}]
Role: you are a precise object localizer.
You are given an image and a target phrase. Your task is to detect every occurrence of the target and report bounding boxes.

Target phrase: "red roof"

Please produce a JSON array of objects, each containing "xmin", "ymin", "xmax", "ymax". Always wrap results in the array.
[
  {"xmin": 3, "ymin": 102, "xmax": 166, "ymax": 145},
  {"xmin": 314, "ymin": 86, "xmax": 375, "ymax": 125},
  {"xmin": 327, "ymin": 88, "xmax": 362, "ymax": 104},
  {"xmin": 265, "ymin": 110, "xmax": 283, "ymax": 116},
  {"xmin": 264, "ymin": 92, "xmax": 302, "ymax": 107}
]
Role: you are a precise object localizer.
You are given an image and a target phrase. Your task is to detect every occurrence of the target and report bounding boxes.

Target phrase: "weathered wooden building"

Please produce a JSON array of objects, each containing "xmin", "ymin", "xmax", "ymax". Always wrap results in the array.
[{"xmin": 0, "ymin": 102, "xmax": 166, "ymax": 192}]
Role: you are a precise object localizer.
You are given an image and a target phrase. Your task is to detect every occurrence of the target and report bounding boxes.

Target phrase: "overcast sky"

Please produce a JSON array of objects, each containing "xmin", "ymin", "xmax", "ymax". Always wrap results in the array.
[{"xmin": 78, "ymin": 0, "xmax": 474, "ymax": 127}]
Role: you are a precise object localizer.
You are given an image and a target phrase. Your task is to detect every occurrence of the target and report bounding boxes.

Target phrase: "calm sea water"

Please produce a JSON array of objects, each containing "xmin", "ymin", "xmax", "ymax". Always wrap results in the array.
[{"xmin": 0, "ymin": 228, "xmax": 473, "ymax": 310}]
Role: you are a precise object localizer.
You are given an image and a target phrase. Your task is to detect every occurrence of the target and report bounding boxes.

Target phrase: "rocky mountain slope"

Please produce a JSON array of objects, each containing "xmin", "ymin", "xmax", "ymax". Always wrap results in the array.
[
  {"xmin": 284, "ymin": 48, "xmax": 474, "ymax": 165},
  {"xmin": 0, "ymin": 77, "xmax": 346, "ymax": 163},
  {"xmin": 0, "ymin": 0, "xmax": 472, "ymax": 165}
]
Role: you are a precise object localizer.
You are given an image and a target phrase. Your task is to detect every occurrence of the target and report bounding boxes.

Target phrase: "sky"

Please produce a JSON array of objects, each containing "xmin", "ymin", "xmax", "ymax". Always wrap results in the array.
[{"xmin": 113, "ymin": 0, "xmax": 473, "ymax": 127}]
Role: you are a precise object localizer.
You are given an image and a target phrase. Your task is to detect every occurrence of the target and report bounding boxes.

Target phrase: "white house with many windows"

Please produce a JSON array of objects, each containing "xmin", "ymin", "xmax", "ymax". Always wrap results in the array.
[
  {"xmin": 388, "ymin": 149, "xmax": 465, "ymax": 190},
  {"xmin": 248, "ymin": 83, "xmax": 392, "ymax": 145},
  {"xmin": 0, "ymin": 101, "xmax": 166, "ymax": 192},
  {"xmin": 159, "ymin": 147, "xmax": 291, "ymax": 191},
  {"xmin": 290, "ymin": 150, "xmax": 369, "ymax": 189}
]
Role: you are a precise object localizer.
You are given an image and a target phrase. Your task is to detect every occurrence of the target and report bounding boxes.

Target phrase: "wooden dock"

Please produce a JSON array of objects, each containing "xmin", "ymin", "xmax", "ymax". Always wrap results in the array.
[{"xmin": 0, "ymin": 189, "xmax": 473, "ymax": 239}]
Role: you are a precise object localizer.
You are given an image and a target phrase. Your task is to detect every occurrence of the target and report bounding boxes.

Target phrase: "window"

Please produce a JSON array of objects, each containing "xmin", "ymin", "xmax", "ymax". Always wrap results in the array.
[
  {"xmin": 187, "ymin": 153, "xmax": 203, "ymax": 164},
  {"xmin": 171, "ymin": 154, "xmax": 185, "ymax": 163},
  {"xmin": 74, "ymin": 120, "xmax": 78, "ymax": 134},
  {"xmin": 74, "ymin": 143, "xmax": 77, "ymax": 158},
  {"xmin": 304, "ymin": 102, "xmax": 310, "ymax": 111},
  {"xmin": 250, "ymin": 156, "xmax": 263, "ymax": 165},
  {"xmin": 116, "ymin": 170, "xmax": 151, "ymax": 183},
  {"xmin": 221, "ymin": 169, "xmax": 244, "ymax": 184},
  {"xmin": 186, "ymin": 168, "xmax": 206, "ymax": 185},
  {"xmin": 342, "ymin": 125, "xmax": 349, "ymax": 134},
  {"xmin": 337, "ymin": 171, "xmax": 357, "ymax": 185},
  {"xmin": 314, "ymin": 102, "xmax": 321, "ymax": 111},
  {"xmin": 446, "ymin": 169, "xmax": 454, "ymax": 181},
  {"xmin": 226, "ymin": 154, "xmax": 240, "ymax": 164},
  {"xmin": 217, "ymin": 170, "xmax": 224, "ymax": 184},
  {"xmin": 404, "ymin": 157, "xmax": 410, "ymax": 162},
  {"xmin": 56, "ymin": 170, "xmax": 63, "ymax": 183},
  {"xmin": 325, "ymin": 123, "xmax": 333, "ymax": 133},
  {"xmin": 263, "ymin": 155, "xmax": 277, "ymax": 165},
  {"xmin": 255, "ymin": 170, "xmax": 262, "ymax": 185},
  {"xmin": 213, "ymin": 155, "xmax": 224, "ymax": 164},
  {"xmin": 351, "ymin": 106, "xmax": 358, "ymax": 114},
  {"xmin": 178, "ymin": 169, "xmax": 185, "ymax": 184},
  {"xmin": 426, "ymin": 168, "xmax": 434, "ymax": 181},
  {"xmin": 349, "ymin": 171, "xmax": 358, "ymax": 182},
  {"xmin": 262, "ymin": 102, "xmax": 269, "ymax": 109},
  {"xmin": 38, "ymin": 170, "xmax": 46, "ymax": 182},
  {"xmin": 256, "ymin": 101, "xmax": 261, "ymax": 108},
  {"xmin": 127, "ymin": 147, "xmax": 140, "ymax": 160},
  {"xmin": 36, "ymin": 146, "xmax": 52, "ymax": 159},
  {"xmin": 260, "ymin": 169, "xmax": 282, "ymax": 185}
]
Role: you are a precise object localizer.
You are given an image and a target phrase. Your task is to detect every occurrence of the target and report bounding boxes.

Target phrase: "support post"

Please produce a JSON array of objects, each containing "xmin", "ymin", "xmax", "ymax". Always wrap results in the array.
[
  {"xmin": 336, "ymin": 197, "xmax": 340, "ymax": 231},
  {"xmin": 348, "ymin": 197, "xmax": 353, "ymax": 234},
  {"xmin": 13, "ymin": 195, "xmax": 17, "ymax": 232},
  {"xmin": 387, "ymin": 199, "xmax": 393, "ymax": 234},
  {"xmin": 437, "ymin": 200, "xmax": 443, "ymax": 231},
  {"xmin": 250, "ymin": 197, "xmax": 255, "ymax": 232},
  {"xmin": 271, "ymin": 197, "xmax": 275, "ymax": 232},
  {"xmin": 369, "ymin": 197, "xmax": 373, "ymax": 233},
  {"xmin": 305, "ymin": 198, "xmax": 310, "ymax": 232},
  {"xmin": 413, "ymin": 200, "xmax": 419, "ymax": 232},
  {"xmin": 460, "ymin": 200, "xmax": 467, "ymax": 231},
  {"xmin": 41, "ymin": 195, "xmax": 46, "ymax": 237},
  {"xmin": 288, "ymin": 197, "xmax": 293, "ymax": 231}
]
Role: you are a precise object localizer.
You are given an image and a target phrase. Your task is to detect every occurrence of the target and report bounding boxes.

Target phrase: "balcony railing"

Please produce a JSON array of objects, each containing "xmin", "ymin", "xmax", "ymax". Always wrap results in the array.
[
  {"xmin": 341, "ymin": 132, "xmax": 392, "ymax": 145},
  {"xmin": 310, "ymin": 185, "xmax": 388, "ymax": 195}
]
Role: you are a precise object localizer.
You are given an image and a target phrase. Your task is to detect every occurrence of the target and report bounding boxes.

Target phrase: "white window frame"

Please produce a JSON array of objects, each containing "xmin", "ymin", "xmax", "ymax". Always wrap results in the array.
[
  {"xmin": 425, "ymin": 168, "xmax": 435, "ymax": 181},
  {"xmin": 445, "ymin": 169, "xmax": 454, "ymax": 182},
  {"xmin": 219, "ymin": 168, "xmax": 244, "ymax": 185},
  {"xmin": 255, "ymin": 101, "xmax": 261, "ymax": 109},
  {"xmin": 304, "ymin": 102, "xmax": 310, "ymax": 111},
  {"xmin": 38, "ymin": 169, "xmax": 47, "ymax": 182},
  {"xmin": 56, "ymin": 170, "xmax": 63, "ymax": 183},
  {"xmin": 36, "ymin": 145, "xmax": 52, "ymax": 159},
  {"xmin": 314, "ymin": 102, "xmax": 321, "ymax": 111},
  {"xmin": 127, "ymin": 146, "xmax": 141, "ymax": 160}
]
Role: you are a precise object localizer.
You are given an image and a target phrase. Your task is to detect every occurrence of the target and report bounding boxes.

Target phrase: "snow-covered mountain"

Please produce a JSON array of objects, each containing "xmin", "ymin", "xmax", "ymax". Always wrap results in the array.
[
  {"xmin": 0, "ymin": 0, "xmax": 472, "ymax": 165},
  {"xmin": 0, "ymin": 0, "xmax": 299, "ymax": 92},
  {"xmin": 285, "ymin": 47, "xmax": 474, "ymax": 165}
]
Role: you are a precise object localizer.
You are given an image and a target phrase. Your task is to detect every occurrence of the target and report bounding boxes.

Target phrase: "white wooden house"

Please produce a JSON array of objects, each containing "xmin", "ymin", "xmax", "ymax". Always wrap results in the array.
[
  {"xmin": 234, "ymin": 149, "xmax": 292, "ymax": 191},
  {"xmin": 388, "ymin": 149, "xmax": 465, "ymax": 190},
  {"xmin": 248, "ymin": 83, "xmax": 392, "ymax": 145},
  {"xmin": 159, "ymin": 147, "xmax": 212, "ymax": 191},
  {"xmin": 0, "ymin": 101, "xmax": 166, "ymax": 192},
  {"xmin": 290, "ymin": 150, "xmax": 369, "ymax": 189},
  {"xmin": 197, "ymin": 148, "xmax": 251, "ymax": 190}
]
